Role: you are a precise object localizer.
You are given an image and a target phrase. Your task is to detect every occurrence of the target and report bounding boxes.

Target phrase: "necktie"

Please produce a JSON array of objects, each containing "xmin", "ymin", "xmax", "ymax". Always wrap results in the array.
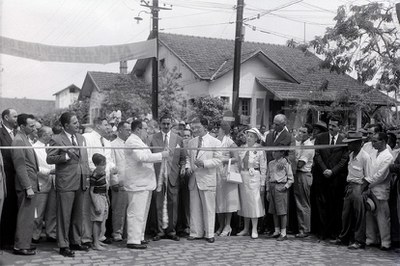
[
  {"xmin": 330, "ymin": 135, "xmax": 335, "ymax": 145},
  {"xmin": 243, "ymin": 151, "xmax": 249, "ymax": 170},
  {"xmin": 196, "ymin": 136, "xmax": 202, "ymax": 157},
  {"xmin": 100, "ymin": 136, "xmax": 105, "ymax": 147},
  {"xmin": 71, "ymin": 135, "xmax": 77, "ymax": 146},
  {"xmin": 9, "ymin": 130, "xmax": 14, "ymax": 140},
  {"xmin": 164, "ymin": 134, "xmax": 169, "ymax": 148},
  {"xmin": 273, "ymin": 131, "xmax": 277, "ymax": 141}
]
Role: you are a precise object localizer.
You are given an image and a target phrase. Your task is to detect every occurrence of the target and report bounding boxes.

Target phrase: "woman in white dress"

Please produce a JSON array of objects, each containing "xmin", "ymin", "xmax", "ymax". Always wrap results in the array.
[
  {"xmin": 215, "ymin": 122, "xmax": 240, "ymax": 236},
  {"xmin": 237, "ymin": 128, "xmax": 266, "ymax": 239}
]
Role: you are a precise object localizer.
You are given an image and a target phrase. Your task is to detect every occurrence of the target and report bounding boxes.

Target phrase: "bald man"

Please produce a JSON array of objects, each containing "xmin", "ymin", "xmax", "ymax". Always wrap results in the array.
[{"xmin": 32, "ymin": 126, "xmax": 57, "ymax": 243}]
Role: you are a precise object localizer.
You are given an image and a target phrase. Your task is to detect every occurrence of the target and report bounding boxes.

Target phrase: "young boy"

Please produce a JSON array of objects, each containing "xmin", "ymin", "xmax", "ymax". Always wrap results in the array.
[
  {"xmin": 266, "ymin": 150, "xmax": 294, "ymax": 241},
  {"xmin": 90, "ymin": 153, "xmax": 109, "ymax": 250}
]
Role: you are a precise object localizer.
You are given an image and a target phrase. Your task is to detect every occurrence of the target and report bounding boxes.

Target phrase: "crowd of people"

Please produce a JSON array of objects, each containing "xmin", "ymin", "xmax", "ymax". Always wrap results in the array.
[{"xmin": 0, "ymin": 108, "xmax": 399, "ymax": 258}]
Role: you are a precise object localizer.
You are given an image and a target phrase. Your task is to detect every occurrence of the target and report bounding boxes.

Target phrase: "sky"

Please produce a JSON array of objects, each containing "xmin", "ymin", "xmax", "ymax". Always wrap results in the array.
[{"xmin": 0, "ymin": 0, "xmax": 395, "ymax": 100}]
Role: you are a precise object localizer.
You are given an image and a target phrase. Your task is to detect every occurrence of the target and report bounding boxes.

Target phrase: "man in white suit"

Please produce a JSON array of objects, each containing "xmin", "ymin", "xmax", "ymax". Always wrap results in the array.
[
  {"xmin": 187, "ymin": 117, "xmax": 221, "ymax": 243},
  {"xmin": 124, "ymin": 120, "xmax": 169, "ymax": 249}
]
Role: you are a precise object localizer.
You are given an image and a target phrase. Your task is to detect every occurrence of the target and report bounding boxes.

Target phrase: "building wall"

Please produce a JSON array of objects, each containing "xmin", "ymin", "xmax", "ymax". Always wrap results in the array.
[
  {"xmin": 89, "ymin": 87, "xmax": 105, "ymax": 124},
  {"xmin": 56, "ymin": 90, "xmax": 80, "ymax": 109}
]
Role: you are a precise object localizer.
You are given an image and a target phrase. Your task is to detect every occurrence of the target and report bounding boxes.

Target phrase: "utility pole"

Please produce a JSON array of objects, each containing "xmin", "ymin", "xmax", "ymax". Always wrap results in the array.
[
  {"xmin": 232, "ymin": 0, "xmax": 244, "ymax": 125},
  {"xmin": 140, "ymin": 0, "xmax": 171, "ymax": 120}
]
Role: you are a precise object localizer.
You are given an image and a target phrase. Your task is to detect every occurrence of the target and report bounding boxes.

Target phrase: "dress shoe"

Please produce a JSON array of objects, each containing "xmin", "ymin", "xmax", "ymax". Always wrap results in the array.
[
  {"xmin": 82, "ymin": 242, "xmax": 92, "ymax": 249},
  {"xmin": 70, "ymin": 244, "xmax": 89, "ymax": 251},
  {"xmin": 141, "ymin": 240, "xmax": 149, "ymax": 245},
  {"xmin": 46, "ymin": 237, "xmax": 57, "ymax": 243},
  {"xmin": 277, "ymin": 235, "xmax": 288, "ymax": 241},
  {"xmin": 187, "ymin": 236, "xmax": 202, "ymax": 240},
  {"xmin": 152, "ymin": 235, "xmax": 162, "ymax": 241},
  {"xmin": 380, "ymin": 246, "xmax": 391, "ymax": 251},
  {"xmin": 29, "ymin": 246, "xmax": 37, "ymax": 251},
  {"xmin": 60, "ymin": 248, "xmax": 75, "ymax": 257},
  {"xmin": 236, "ymin": 230, "xmax": 250, "ymax": 236},
  {"xmin": 13, "ymin": 248, "xmax": 36, "ymax": 255},
  {"xmin": 167, "ymin": 235, "xmax": 180, "ymax": 241},
  {"xmin": 113, "ymin": 235, "xmax": 123, "ymax": 242},
  {"xmin": 101, "ymin": 238, "xmax": 113, "ymax": 244},
  {"xmin": 295, "ymin": 233, "xmax": 309, "ymax": 238},
  {"xmin": 330, "ymin": 239, "xmax": 344, "ymax": 246},
  {"xmin": 205, "ymin": 237, "xmax": 215, "ymax": 243},
  {"xmin": 31, "ymin": 238, "xmax": 40, "ymax": 244},
  {"xmin": 348, "ymin": 242, "xmax": 365, "ymax": 250},
  {"xmin": 127, "ymin": 243, "xmax": 147, "ymax": 249}
]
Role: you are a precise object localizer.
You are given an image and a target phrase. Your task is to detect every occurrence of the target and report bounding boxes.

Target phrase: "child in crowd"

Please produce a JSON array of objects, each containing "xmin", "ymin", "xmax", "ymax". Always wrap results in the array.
[
  {"xmin": 266, "ymin": 150, "xmax": 294, "ymax": 241},
  {"xmin": 90, "ymin": 153, "xmax": 109, "ymax": 250}
]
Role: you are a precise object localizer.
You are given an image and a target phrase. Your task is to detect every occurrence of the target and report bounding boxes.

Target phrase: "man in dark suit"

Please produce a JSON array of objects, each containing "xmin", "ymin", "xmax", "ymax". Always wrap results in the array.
[
  {"xmin": 313, "ymin": 116, "xmax": 348, "ymax": 240},
  {"xmin": 47, "ymin": 112, "xmax": 91, "ymax": 257},
  {"xmin": 151, "ymin": 113, "xmax": 186, "ymax": 241},
  {"xmin": 11, "ymin": 114, "xmax": 39, "ymax": 255},
  {"xmin": 262, "ymin": 114, "xmax": 296, "ymax": 234},
  {"xmin": 0, "ymin": 108, "xmax": 18, "ymax": 250}
]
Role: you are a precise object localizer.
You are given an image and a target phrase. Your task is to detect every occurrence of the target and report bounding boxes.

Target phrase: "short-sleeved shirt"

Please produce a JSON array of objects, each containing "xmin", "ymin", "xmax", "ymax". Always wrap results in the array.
[
  {"xmin": 295, "ymin": 138, "xmax": 315, "ymax": 173},
  {"xmin": 347, "ymin": 149, "xmax": 371, "ymax": 184}
]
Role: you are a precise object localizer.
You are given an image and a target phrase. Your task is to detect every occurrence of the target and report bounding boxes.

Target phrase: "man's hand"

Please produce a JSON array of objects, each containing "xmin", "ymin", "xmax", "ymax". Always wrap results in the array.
[
  {"xmin": 266, "ymin": 191, "xmax": 271, "ymax": 201},
  {"xmin": 194, "ymin": 159, "xmax": 204, "ymax": 168},
  {"xmin": 323, "ymin": 169, "xmax": 333, "ymax": 178},
  {"xmin": 276, "ymin": 185, "xmax": 287, "ymax": 192},
  {"xmin": 277, "ymin": 162, "xmax": 285, "ymax": 171},
  {"xmin": 95, "ymin": 207, "xmax": 102, "ymax": 215},
  {"xmin": 26, "ymin": 187, "xmax": 34, "ymax": 199},
  {"xmin": 186, "ymin": 167, "xmax": 193, "ymax": 175},
  {"xmin": 161, "ymin": 151, "xmax": 169, "ymax": 158},
  {"xmin": 66, "ymin": 149, "xmax": 79, "ymax": 161},
  {"xmin": 361, "ymin": 179, "xmax": 370, "ymax": 192},
  {"xmin": 50, "ymin": 169, "xmax": 56, "ymax": 175},
  {"xmin": 111, "ymin": 185, "xmax": 119, "ymax": 192}
]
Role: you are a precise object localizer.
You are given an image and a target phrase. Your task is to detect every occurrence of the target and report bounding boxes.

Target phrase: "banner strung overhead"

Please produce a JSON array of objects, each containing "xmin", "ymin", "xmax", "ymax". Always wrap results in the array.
[{"xmin": 0, "ymin": 36, "xmax": 156, "ymax": 64}]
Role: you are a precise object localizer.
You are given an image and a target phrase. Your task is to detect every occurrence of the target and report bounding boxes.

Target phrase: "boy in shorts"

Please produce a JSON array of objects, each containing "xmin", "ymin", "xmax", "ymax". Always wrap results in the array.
[
  {"xmin": 90, "ymin": 153, "xmax": 109, "ymax": 250},
  {"xmin": 266, "ymin": 150, "xmax": 294, "ymax": 241}
]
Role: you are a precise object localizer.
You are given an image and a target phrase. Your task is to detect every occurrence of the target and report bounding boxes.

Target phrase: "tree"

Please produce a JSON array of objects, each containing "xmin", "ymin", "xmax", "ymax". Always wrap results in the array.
[
  {"xmin": 187, "ymin": 96, "xmax": 225, "ymax": 125},
  {"xmin": 40, "ymin": 98, "xmax": 90, "ymax": 127},
  {"xmin": 310, "ymin": 2, "xmax": 400, "ymax": 84},
  {"xmin": 158, "ymin": 66, "xmax": 185, "ymax": 120},
  {"xmin": 101, "ymin": 76, "xmax": 152, "ymax": 119}
]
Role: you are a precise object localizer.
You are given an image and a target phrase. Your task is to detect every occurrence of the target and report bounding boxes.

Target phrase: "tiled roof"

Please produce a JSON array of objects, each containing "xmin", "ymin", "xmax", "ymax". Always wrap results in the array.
[
  {"xmin": 146, "ymin": 33, "xmax": 392, "ymax": 105},
  {"xmin": 53, "ymin": 84, "xmax": 80, "ymax": 96},
  {"xmin": 80, "ymin": 71, "xmax": 142, "ymax": 99},
  {"xmin": 0, "ymin": 97, "xmax": 55, "ymax": 116}
]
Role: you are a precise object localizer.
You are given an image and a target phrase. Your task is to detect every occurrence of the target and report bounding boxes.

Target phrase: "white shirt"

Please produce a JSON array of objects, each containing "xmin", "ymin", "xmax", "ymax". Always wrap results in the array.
[
  {"xmin": 3, "ymin": 123, "xmax": 14, "ymax": 140},
  {"xmin": 33, "ymin": 140, "xmax": 55, "ymax": 192},
  {"xmin": 295, "ymin": 138, "xmax": 315, "ymax": 173},
  {"xmin": 161, "ymin": 131, "xmax": 170, "ymax": 146},
  {"xmin": 329, "ymin": 133, "xmax": 338, "ymax": 145},
  {"xmin": 347, "ymin": 149, "xmax": 371, "ymax": 184},
  {"xmin": 83, "ymin": 130, "xmax": 115, "ymax": 183},
  {"xmin": 111, "ymin": 137, "xmax": 126, "ymax": 187},
  {"xmin": 365, "ymin": 148, "xmax": 393, "ymax": 200}
]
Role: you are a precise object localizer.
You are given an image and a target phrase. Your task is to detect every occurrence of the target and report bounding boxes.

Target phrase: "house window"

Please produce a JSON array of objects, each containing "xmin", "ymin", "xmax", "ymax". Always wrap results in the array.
[
  {"xmin": 159, "ymin": 58, "xmax": 166, "ymax": 70},
  {"xmin": 239, "ymin": 98, "xmax": 251, "ymax": 116}
]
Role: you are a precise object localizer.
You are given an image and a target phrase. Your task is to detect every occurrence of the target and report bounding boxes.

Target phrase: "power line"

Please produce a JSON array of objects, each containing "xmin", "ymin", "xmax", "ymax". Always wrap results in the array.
[
  {"xmin": 244, "ymin": 22, "xmax": 303, "ymax": 42},
  {"xmin": 160, "ymin": 21, "xmax": 234, "ymax": 31},
  {"xmin": 267, "ymin": 13, "xmax": 335, "ymax": 26},
  {"xmin": 244, "ymin": 0, "xmax": 304, "ymax": 22},
  {"xmin": 300, "ymin": 2, "xmax": 337, "ymax": 14}
]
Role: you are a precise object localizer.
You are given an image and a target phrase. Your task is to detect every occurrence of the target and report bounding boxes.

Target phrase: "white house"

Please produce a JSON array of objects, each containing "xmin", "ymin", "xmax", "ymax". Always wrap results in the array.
[
  {"xmin": 132, "ymin": 33, "xmax": 391, "ymax": 128},
  {"xmin": 53, "ymin": 84, "xmax": 81, "ymax": 109}
]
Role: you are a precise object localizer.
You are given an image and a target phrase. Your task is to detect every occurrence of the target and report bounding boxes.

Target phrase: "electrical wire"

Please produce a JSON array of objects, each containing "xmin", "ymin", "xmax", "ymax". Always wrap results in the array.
[
  {"xmin": 244, "ymin": 0, "xmax": 304, "ymax": 22},
  {"xmin": 160, "ymin": 21, "xmax": 234, "ymax": 31},
  {"xmin": 300, "ymin": 2, "xmax": 336, "ymax": 14}
]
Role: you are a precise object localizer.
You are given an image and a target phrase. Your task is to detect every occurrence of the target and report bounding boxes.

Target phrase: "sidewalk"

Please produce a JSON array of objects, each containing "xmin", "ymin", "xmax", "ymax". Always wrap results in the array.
[{"xmin": 1, "ymin": 235, "xmax": 399, "ymax": 266}]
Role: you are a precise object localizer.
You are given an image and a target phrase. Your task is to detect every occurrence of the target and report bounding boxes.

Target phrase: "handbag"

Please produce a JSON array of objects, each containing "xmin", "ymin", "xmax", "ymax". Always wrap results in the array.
[{"xmin": 226, "ymin": 159, "xmax": 243, "ymax": 184}]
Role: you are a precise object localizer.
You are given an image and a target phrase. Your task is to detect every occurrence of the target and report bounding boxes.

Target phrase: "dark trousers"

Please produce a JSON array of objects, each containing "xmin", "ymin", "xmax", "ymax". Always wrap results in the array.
[
  {"xmin": 339, "ymin": 183, "xmax": 366, "ymax": 244},
  {"xmin": 56, "ymin": 190, "xmax": 84, "ymax": 248},
  {"xmin": 177, "ymin": 173, "xmax": 190, "ymax": 233},
  {"xmin": 14, "ymin": 190, "xmax": 36, "ymax": 250},
  {"xmin": 315, "ymin": 174, "xmax": 344, "ymax": 239},
  {"xmin": 155, "ymin": 183, "xmax": 179, "ymax": 236},
  {"xmin": 0, "ymin": 174, "xmax": 18, "ymax": 249}
]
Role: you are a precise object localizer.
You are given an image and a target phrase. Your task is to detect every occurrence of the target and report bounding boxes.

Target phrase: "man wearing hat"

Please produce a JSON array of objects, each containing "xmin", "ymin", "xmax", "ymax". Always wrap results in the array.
[
  {"xmin": 311, "ymin": 121, "xmax": 328, "ymax": 144},
  {"xmin": 331, "ymin": 131, "xmax": 370, "ymax": 249}
]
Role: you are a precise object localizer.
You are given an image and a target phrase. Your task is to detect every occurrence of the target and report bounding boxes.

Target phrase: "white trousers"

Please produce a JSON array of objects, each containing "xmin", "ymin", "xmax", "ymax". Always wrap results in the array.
[
  {"xmin": 126, "ymin": 190, "xmax": 152, "ymax": 244},
  {"xmin": 189, "ymin": 185, "xmax": 216, "ymax": 239}
]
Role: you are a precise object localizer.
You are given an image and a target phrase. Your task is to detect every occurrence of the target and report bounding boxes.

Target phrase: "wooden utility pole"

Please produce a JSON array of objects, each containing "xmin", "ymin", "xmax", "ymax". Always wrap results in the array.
[
  {"xmin": 232, "ymin": 0, "xmax": 244, "ymax": 125},
  {"xmin": 140, "ymin": 0, "xmax": 171, "ymax": 120}
]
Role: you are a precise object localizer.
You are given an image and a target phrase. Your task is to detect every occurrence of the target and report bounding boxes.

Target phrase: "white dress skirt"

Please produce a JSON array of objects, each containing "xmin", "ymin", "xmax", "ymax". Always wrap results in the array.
[{"xmin": 216, "ymin": 136, "xmax": 240, "ymax": 213}]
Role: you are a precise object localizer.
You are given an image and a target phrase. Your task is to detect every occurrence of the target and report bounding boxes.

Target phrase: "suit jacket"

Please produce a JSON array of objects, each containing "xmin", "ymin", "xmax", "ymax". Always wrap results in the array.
[
  {"xmin": 314, "ymin": 132, "xmax": 348, "ymax": 177},
  {"xmin": 263, "ymin": 128, "xmax": 296, "ymax": 170},
  {"xmin": 0, "ymin": 126, "xmax": 15, "ymax": 179},
  {"xmin": 0, "ymin": 152, "xmax": 6, "ymax": 198},
  {"xmin": 124, "ymin": 134, "xmax": 162, "ymax": 192},
  {"xmin": 151, "ymin": 131, "xmax": 186, "ymax": 188},
  {"xmin": 11, "ymin": 131, "xmax": 39, "ymax": 192},
  {"xmin": 187, "ymin": 133, "xmax": 222, "ymax": 191},
  {"xmin": 46, "ymin": 131, "xmax": 90, "ymax": 192}
]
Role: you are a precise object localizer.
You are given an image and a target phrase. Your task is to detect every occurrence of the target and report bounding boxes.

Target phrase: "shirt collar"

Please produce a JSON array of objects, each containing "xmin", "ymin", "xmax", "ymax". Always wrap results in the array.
[
  {"xmin": 2, "ymin": 123, "xmax": 14, "ymax": 135},
  {"xmin": 64, "ymin": 130, "xmax": 74, "ymax": 139},
  {"xmin": 162, "ymin": 131, "xmax": 170, "ymax": 138}
]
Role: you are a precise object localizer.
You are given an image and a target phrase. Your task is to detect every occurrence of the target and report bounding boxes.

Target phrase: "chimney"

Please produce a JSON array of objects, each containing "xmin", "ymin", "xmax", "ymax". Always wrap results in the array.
[{"xmin": 120, "ymin": 60, "xmax": 127, "ymax": 74}]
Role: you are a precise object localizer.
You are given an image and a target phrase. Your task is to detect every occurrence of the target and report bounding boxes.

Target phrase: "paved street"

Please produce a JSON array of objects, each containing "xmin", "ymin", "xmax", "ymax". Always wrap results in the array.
[{"xmin": 0, "ymin": 235, "xmax": 399, "ymax": 266}]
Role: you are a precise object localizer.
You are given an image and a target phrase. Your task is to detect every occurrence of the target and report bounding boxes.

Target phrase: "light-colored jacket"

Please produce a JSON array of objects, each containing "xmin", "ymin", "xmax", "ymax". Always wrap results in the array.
[
  {"xmin": 124, "ymin": 134, "xmax": 163, "ymax": 192},
  {"xmin": 366, "ymin": 148, "xmax": 393, "ymax": 200},
  {"xmin": 187, "ymin": 133, "xmax": 222, "ymax": 191}
]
